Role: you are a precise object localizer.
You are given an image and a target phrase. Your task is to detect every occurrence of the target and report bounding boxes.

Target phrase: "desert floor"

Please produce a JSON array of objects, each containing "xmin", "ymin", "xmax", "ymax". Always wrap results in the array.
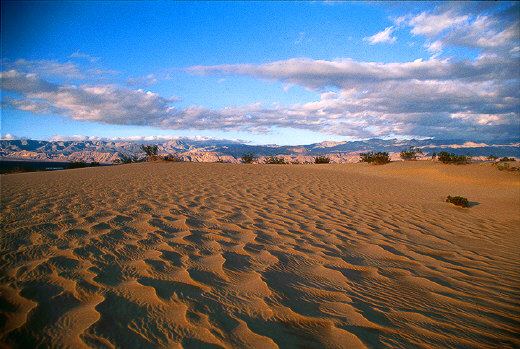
[{"xmin": 1, "ymin": 161, "xmax": 519, "ymax": 348}]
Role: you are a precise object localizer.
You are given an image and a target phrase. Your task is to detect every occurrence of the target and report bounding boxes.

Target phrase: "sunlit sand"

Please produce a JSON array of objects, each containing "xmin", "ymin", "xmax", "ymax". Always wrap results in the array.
[{"xmin": 1, "ymin": 161, "xmax": 519, "ymax": 348}]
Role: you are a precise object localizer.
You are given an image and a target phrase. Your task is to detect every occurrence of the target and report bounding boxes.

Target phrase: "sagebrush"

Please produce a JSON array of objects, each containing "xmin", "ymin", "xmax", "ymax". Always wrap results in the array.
[
  {"xmin": 241, "ymin": 152, "xmax": 257, "ymax": 164},
  {"xmin": 437, "ymin": 151, "xmax": 471, "ymax": 164},
  {"xmin": 359, "ymin": 151, "xmax": 391, "ymax": 165},
  {"xmin": 446, "ymin": 195, "xmax": 470, "ymax": 208},
  {"xmin": 400, "ymin": 146, "xmax": 423, "ymax": 160},
  {"xmin": 263, "ymin": 156, "xmax": 287, "ymax": 164},
  {"xmin": 314, "ymin": 156, "xmax": 330, "ymax": 164}
]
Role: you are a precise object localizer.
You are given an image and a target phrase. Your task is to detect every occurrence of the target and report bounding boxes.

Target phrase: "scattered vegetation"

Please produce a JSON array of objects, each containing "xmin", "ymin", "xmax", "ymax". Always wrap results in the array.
[
  {"xmin": 487, "ymin": 155, "xmax": 498, "ymax": 161},
  {"xmin": 141, "ymin": 144, "xmax": 158, "ymax": 156},
  {"xmin": 163, "ymin": 154, "xmax": 183, "ymax": 162},
  {"xmin": 400, "ymin": 146, "xmax": 423, "ymax": 161},
  {"xmin": 493, "ymin": 162, "xmax": 520, "ymax": 172},
  {"xmin": 314, "ymin": 156, "xmax": 330, "ymax": 164},
  {"xmin": 89, "ymin": 162, "xmax": 100, "ymax": 167},
  {"xmin": 66, "ymin": 161, "xmax": 88, "ymax": 169},
  {"xmin": 290, "ymin": 159, "xmax": 301, "ymax": 164},
  {"xmin": 431, "ymin": 152, "xmax": 437, "ymax": 160},
  {"xmin": 499, "ymin": 157, "xmax": 516, "ymax": 162},
  {"xmin": 263, "ymin": 156, "xmax": 287, "ymax": 164},
  {"xmin": 140, "ymin": 144, "xmax": 159, "ymax": 161},
  {"xmin": 446, "ymin": 195, "xmax": 470, "ymax": 208},
  {"xmin": 113, "ymin": 153, "xmax": 139, "ymax": 164},
  {"xmin": 437, "ymin": 151, "xmax": 471, "ymax": 164},
  {"xmin": 359, "ymin": 151, "xmax": 391, "ymax": 165},
  {"xmin": 241, "ymin": 152, "xmax": 257, "ymax": 164}
]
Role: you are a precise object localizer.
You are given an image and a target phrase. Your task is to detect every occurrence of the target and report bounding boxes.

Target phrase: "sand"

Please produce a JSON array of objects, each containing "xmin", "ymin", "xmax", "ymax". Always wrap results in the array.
[{"xmin": 1, "ymin": 161, "xmax": 519, "ymax": 348}]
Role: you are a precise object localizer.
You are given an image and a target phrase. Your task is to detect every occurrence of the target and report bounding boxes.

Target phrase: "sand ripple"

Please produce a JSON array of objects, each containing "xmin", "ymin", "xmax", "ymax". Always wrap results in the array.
[{"xmin": 1, "ymin": 162, "xmax": 519, "ymax": 348}]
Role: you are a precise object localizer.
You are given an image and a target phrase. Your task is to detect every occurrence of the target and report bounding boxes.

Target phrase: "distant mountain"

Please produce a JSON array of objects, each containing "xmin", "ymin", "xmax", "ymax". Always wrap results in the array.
[{"xmin": 1, "ymin": 138, "xmax": 518, "ymax": 163}]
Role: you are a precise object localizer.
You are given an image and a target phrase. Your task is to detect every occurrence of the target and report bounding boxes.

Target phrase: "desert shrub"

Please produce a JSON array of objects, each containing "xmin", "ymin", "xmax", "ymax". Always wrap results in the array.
[
  {"xmin": 89, "ymin": 162, "xmax": 100, "ymax": 167},
  {"xmin": 140, "ymin": 144, "xmax": 160, "ymax": 161},
  {"xmin": 493, "ymin": 162, "xmax": 520, "ymax": 172},
  {"xmin": 66, "ymin": 161, "xmax": 87, "ymax": 169},
  {"xmin": 359, "ymin": 151, "xmax": 391, "ymax": 165},
  {"xmin": 499, "ymin": 157, "xmax": 515, "ymax": 162},
  {"xmin": 241, "ymin": 152, "xmax": 257, "ymax": 164},
  {"xmin": 314, "ymin": 156, "xmax": 330, "ymax": 164},
  {"xmin": 446, "ymin": 195, "xmax": 470, "ymax": 208},
  {"xmin": 113, "ymin": 153, "xmax": 139, "ymax": 164},
  {"xmin": 437, "ymin": 151, "xmax": 471, "ymax": 164},
  {"xmin": 431, "ymin": 152, "xmax": 437, "ymax": 160},
  {"xmin": 400, "ymin": 146, "xmax": 423, "ymax": 160},
  {"xmin": 263, "ymin": 156, "xmax": 287, "ymax": 164},
  {"xmin": 141, "ymin": 144, "xmax": 158, "ymax": 156},
  {"xmin": 163, "ymin": 154, "xmax": 182, "ymax": 162},
  {"xmin": 487, "ymin": 155, "xmax": 498, "ymax": 161},
  {"xmin": 291, "ymin": 159, "xmax": 301, "ymax": 164}
]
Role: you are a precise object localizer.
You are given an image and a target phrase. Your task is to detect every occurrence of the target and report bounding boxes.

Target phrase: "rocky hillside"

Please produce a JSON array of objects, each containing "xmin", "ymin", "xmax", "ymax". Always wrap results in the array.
[{"xmin": 1, "ymin": 139, "xmax": 518, "ymax": 163}]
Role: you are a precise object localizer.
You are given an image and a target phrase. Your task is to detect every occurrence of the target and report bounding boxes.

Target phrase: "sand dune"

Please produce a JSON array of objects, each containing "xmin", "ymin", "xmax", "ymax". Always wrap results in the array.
[{"xmin": 1, "ymin": 161, "xmax": 519, "ymax": 348}]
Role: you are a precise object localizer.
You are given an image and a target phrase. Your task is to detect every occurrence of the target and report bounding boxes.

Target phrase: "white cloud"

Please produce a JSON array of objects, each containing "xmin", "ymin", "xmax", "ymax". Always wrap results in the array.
[
  {"xmin": 188, "ymin": 55, "xmax": 518, "ymax": 90},
  {"xmin": 1, "ymin": 70, "xmax": 180, "ymax": 124},
  {"xmin": 2, "ymin": 3, "xmax": 518, "ymax": 143},
  {"xmin": 401, "ymin": 3, "xmax": 519, "ymax": 55},
  {"xmin": 9, "ymin": 59, "xmax": 84, "ymax": 79},
  {"xmin": 3, "ymin": 49, "xmax": 519, "ymax": 142},
  {"xmin": 69, "ymin": 50, "xmax": 100, "ymax": 62},
  {"xmin": 2, "ymin": 58, "xmax": 118, "ymax": 81},
  {"xmin": 1, "ymin": 133, "xmax": 19, "ymax": 140},
  {"xmin": 48, "ymin": 134, "xmax": 243, "ymax": 143},
  {"xmin": 364, "ymin": 26, "xmax": 397, "ymax": 45},
  {"xmin": 409, "ymin": 11, "xmax": 468, "ymax": 38},
  {"xmin": 126, "ymin": 74, "xmax": 158, "ymax": 87}
]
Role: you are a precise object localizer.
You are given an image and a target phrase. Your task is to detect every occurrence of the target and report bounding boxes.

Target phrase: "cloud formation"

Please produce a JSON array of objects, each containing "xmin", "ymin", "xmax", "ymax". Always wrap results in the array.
[
  {"xmin": 48, "ymin": 134, "xmax": 243, "ymax": 143},
  {"xmin": 364, "ymin": 26, "xmax": 397, "ymax": 44},
  {"xmin": 1, "ymin": 2, "xmax": 518, "ymax": 142},
  {"xmin": 2, "ymin": 64, "xmax": 518, "ymax": 142},
  {"xmin": 398, "ymin": 2, "xmax": 519, "ymax": 54},
  {"xmin": 69, "ymin": 50, "xmax": 101, "ymax": 62},
  {"xmin": 1, "ymin": 70, "xmax": 179, "ymax": 124}
]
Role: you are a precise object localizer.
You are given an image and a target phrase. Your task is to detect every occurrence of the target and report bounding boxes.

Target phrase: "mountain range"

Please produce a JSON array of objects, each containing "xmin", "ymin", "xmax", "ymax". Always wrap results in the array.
[{"xmin": 1, "ymin": 138, "xmax": 518, "ymax": 164}]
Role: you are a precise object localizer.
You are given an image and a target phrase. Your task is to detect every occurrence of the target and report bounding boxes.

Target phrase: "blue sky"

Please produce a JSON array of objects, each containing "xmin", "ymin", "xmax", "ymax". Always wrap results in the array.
[{"xmin": 1, "ymin": 1, "xmax": 519, "ymax": 145}]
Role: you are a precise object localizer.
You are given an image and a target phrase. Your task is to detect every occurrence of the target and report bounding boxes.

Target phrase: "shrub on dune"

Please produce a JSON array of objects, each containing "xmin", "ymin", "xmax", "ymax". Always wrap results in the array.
[
  {"xmin": 66, "ymin": 161, "xmax": 87, "ymax": 169},
  {"xmin": 400, "ymin": 146, "xmax": 423, "ymax": 160},
  {"xmin": 437, "ymin": 151, "xmax": 471, "ymax": 164},
  {"xmin": 446, "ymin": 195, "xmax": 470, "ymax": 208},
  {"xmin": 263, "ymin": 156, "xmax": 287, "ymax": 164},
  {"xmin": 141, "ymin": 144, "xmax": 159, "ymax": 161},
  {"xmin": 163, "ymin": 154, "xmax": 182, "ymax": 162},
  {"xmin": 241, "ymin": 152, "xmax": 257, "ymax": 164},
  {"xmin": 113, "ymin": 153, "xmax": 139, "ymax": 164},
  {"xmin": 314, "ymin": 156, "xmax": 330, "ymax": 164},
  {"xmin": 493, "ymin": 162, "xmax": 520, "ymax": 172},
  {"xmin": 359, "ymin": 152, "xmax": 391, "ymax": 165}
]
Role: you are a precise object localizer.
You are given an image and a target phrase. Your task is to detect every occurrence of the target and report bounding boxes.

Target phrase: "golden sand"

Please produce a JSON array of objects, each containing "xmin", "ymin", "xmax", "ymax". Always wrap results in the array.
[{"xmin": 1, "ymin": 161, "xmax": 519, "ymax": 348}]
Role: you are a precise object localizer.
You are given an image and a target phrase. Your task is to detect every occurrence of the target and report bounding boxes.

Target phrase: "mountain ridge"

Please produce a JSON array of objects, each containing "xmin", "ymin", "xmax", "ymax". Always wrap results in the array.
[{"xmin": 1, "ymin": 138, "xmax": 518, "ymax": 164}]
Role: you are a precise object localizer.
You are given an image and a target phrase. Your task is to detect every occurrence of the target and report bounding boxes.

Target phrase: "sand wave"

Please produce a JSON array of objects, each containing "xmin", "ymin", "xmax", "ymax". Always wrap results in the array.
[{"xmin": 1, "ymin": 161, "xmax": 519, "ymax": 348}]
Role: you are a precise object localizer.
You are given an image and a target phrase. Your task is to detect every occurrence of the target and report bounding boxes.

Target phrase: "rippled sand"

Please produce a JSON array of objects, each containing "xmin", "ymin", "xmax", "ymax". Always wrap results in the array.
[{"xmin": 1, "ymin": 161, "xmax": 519, "ymax": 348}]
